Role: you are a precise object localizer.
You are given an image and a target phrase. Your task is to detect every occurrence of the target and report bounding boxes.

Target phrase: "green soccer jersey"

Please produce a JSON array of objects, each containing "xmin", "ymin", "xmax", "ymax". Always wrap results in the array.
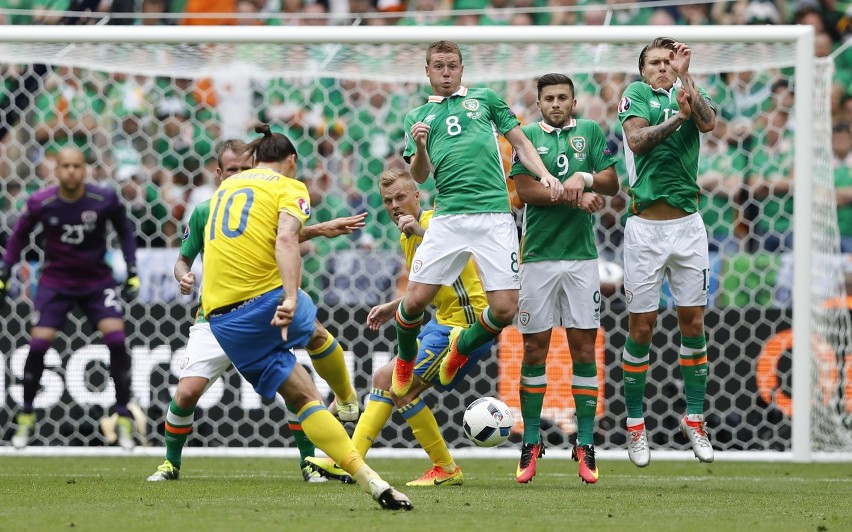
[
  {"xmin": 180, "ymin": 199, "xmax": 210, "ymax": 324},
  {"xmin": 403, "ymin": 86, "xmax": 520, "ymax": 216},
  {"xmin": 618, "ymin": 80, "xmax": 713, "ymax": 216},
  {"xmin": 509, "ymin": 119, "xmax": 617, "ymax": 262}
]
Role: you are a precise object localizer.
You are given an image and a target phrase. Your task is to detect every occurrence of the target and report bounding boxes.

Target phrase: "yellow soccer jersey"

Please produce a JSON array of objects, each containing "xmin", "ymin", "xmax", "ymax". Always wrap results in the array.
[
  {"xmin": 201, "ymin": 167, "xmax": 311, "ymax": 314},
  {"xmin": 401, "ymin": 210, "xmax": 487, "ymax": 327}
]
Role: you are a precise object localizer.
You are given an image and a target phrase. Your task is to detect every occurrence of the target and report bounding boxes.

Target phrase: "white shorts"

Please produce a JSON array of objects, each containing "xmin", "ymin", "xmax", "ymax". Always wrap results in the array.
[
  {"xmin": 409, "ymin": 212, "xmax": 520, "ymax": 291},
  {"xmin": 517, "ymin": 259, "xmax": 601, "ymax": 333},
  {"xmin": 623, "ymin": 212, "xmax": 709, "ymax": 313},
  {"xmin": 178, "ymin": 322, "xmax": 232, "ymax": 383}
]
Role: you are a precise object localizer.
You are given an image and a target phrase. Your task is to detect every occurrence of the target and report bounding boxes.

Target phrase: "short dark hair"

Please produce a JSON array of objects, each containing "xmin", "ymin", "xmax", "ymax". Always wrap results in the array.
[
  {"xmin": 638, "ymin": 36, "xmax": 676, "ymax": 74},
  {"xmin": 248, "ymin": 125, "xmax": 297, "ymax": 164},
  {"xmin": 426, "ymin": 40, "xmax": 462, "ymax": 66},
  {"xmin": 537, "ymin": 73, "xmax": 574, "ymax": 99},
  {"xmin": 216, "ymin": 139, "xmax": 249, "ymax": 170}
]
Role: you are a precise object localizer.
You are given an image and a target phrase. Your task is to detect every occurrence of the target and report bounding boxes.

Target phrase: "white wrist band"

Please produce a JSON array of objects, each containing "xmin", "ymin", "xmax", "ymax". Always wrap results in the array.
[{"xmin": 581, "ymin": 172, "xmax": 594, "ymax": 188}]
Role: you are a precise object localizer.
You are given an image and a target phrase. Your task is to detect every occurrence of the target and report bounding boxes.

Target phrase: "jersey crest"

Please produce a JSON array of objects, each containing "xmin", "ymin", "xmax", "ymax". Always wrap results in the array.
[
  {"xmin": 570, "ymin": 137, "xmax": 586, "ymax": 152},
  {"xmin": 81, "ymin": 210, "xmax": 98, "ymax": 231},
  {"xmin": 462, "ymin": 99, "xmax": 480, "ymax": 111},
  {"xmin": 618, "ymin": 96, "xmax": 631, "ymax": 113}
]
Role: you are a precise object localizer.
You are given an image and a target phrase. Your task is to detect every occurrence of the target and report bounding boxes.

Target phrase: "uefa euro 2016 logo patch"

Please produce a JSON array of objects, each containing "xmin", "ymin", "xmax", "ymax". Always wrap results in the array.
[
  {"xmin": 182, "ymin": 225, "xmax": 190, "ymax": 241},
  {"xmin": 618, "ymin": 97, "xmax": 631, "ymax": 113},
  {"xmin": 298, "ymin": 198, "xmax": 310, "ymax": 216}
]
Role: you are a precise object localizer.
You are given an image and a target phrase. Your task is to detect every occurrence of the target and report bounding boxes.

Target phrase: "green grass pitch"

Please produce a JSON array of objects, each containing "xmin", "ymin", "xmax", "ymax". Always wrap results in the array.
[{"xmin": 0, "ymin": 457, "xmax": 850, "ymax": 531}]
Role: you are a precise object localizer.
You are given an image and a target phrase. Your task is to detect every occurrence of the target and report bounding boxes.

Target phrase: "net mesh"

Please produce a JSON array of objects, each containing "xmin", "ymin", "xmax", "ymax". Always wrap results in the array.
[{"xmin": 0, "ymin": 35, "xmax": 848, "ymax": 454}]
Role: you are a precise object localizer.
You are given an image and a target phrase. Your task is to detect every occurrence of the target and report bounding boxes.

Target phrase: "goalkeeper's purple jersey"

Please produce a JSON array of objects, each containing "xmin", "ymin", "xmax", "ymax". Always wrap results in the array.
[{"xmin": 2, "ymin": 183, "xmax": 137, "ymax": 292}]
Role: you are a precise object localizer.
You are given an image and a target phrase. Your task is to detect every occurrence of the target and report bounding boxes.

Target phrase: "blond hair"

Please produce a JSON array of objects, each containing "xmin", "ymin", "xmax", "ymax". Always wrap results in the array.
[{"xmin": 379, "ymin": 168, "xmax": 417, "ymax": 191}]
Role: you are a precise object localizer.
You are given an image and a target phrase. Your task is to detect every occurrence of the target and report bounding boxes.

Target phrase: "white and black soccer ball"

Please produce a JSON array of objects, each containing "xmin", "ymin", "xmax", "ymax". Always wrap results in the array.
[
  {"xmin": 598, "ymin": 260, "xmax": 624, "ymax": 288},
  {"xmin": 463, "ymin": 397, "xmax": 514, "ymax": 447}
]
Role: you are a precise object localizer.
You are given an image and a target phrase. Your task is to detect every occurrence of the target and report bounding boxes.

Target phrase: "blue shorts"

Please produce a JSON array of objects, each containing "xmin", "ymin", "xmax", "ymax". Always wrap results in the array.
[
  {"xmin": 33, "ymin": 282, "xmax": 123, "ymax": 329},
  {"xmin": 209, "ymin": 288, "xmax": 317, "ymax": 400},
  {"xmin": 415, "ymin": 319, "xmax": 494, "ymax": 391}
]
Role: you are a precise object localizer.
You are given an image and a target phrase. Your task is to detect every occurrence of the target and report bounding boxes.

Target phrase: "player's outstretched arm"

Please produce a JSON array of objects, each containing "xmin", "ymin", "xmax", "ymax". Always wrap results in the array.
[
  {"xmin": 300, "ymin": 212, "xmax": 368, "ymax": 241},
  {"xmin": 367, "ymin": 297, "xmax": 403, "ymax": 331},
  {"xmin": 504, "ymin": 127, "xmax": 565, "ymax": 203}
]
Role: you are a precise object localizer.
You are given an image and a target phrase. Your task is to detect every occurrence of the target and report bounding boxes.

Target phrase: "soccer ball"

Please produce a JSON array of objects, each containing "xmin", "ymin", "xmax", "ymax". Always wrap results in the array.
[
  {"xmin": 598, "ymin": 260, "xmax": 624, "ymax": 288},
  {"xmin": 463, "ymin": 397, "xmax": 514, "ymax": 447}
]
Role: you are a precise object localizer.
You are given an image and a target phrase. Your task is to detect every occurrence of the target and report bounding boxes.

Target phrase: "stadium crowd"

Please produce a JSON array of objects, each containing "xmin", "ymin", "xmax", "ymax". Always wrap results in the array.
[{"xmin": 0, "ymin": 0, "xmax": 850, "ymax": 309}]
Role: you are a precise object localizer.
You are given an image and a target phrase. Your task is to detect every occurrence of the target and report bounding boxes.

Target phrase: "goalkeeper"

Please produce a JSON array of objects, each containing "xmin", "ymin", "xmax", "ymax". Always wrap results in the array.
[
  {"xmin": 147, "ymin": 139, "xmax": 366, "ymax": 483},
  {"xmin": 2, "ymin": 147, "xmax": 140, "ymax": 451}
]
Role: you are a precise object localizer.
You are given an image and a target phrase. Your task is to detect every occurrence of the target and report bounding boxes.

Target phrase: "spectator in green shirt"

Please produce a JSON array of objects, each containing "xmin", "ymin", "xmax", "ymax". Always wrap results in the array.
[{"xmin": 833, "ymin": 123, "xmax": 852, "ymax": 252}]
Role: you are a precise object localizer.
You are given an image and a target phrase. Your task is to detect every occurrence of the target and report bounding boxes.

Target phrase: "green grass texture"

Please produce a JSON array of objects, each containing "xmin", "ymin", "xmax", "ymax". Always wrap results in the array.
[{"xmin": 0, "ymin": 457, "xmax": 850, "ymax": 531}]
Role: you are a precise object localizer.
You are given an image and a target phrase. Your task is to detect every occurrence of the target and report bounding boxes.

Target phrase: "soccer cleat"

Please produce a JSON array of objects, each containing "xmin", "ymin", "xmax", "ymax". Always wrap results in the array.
[
  {"xmin": 330, "ymin": 397, "xmax": 361, "ymax": 423},
  {"xmin": 12, "ymin": 412, "xmax": 36, "ymax": 449},
  {"xmin": 303, "ymin": 456, "xmax": 355, "ymax": 484},
  {"xmin": 405, "ymin": 465, "xmax": 463, "ymax": 487},
  {"xmin": 572, "ymin": 444, "xmax": 599, "ymax": 484},
  {"xmin": 391, "ymin": 358, "xmax": 415, "ymax": 397},
  {"xmin": 147, "ymin": 459, "xmax": 180, "ymax": 481},
  {"xmin": 438, "ymin": 326, "xmax": 467, "ymax": 386},
  {"xmin": 301, "ymin": 464, "xmax": 328, "ymax": 483},
  {"xmin": 680, "ymin": 415, "xmax": 714, "ymax": 463},
  {"xmin": 116, "ymin": 415, "xmax": 136, "ymax": 451},
  {"xmin": 516, "ymin": 440, "xmax": 545, "ymax": 483},
  {"xmin": 627, "ymin": 424, "xmax": 650, "ymax": 467},
  {"xmin": 369, "ymin": 479, "xmax": 413, "ymax": 511}
]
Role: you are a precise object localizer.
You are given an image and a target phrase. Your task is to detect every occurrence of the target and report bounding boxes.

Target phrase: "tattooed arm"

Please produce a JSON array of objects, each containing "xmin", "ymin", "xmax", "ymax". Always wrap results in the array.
[
  {"xmin": 670, "ymin": 41, "xmax": 715, "ymax": 133},
  {"xmin": 679, "ymin": 73, "xmax": 716, "ymax": 133}
]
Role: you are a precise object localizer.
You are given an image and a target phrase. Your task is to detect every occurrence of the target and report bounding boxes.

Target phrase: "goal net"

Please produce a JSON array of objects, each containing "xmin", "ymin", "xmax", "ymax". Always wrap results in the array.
[{"xmin": 0, "ymin": 25, "xmax": 847, "ymax": 459}]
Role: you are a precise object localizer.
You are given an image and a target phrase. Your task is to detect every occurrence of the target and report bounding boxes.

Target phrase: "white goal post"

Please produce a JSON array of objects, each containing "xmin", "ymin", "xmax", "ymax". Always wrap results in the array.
[{"xmin": 1, "ymin": 24, "xmax": 847, "ymax": 462}]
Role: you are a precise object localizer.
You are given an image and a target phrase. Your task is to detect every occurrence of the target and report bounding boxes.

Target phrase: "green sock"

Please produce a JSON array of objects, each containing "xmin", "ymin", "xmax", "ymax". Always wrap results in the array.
[
  {"xmin": 457, "ymin": 307, "xmax": 510, "ymax": 355},
  {"xmin": 286, "ymin": 402, "xmax": 315, "ymax": 466},
  {"xmin": 572, "ymin": 362, "xmax": 598, "ymax": 446},
  {"xmin": 680, "ymin": 335, "xmax": 708, "ymax": 416},
  {"xmin": 164, "ymin": 398, "xmax": 195, "ymax": 469},
  {"xmin": 622, "ymin": 336, "xmax": 650, "ymax": 421},
  {"xmin": 519, "ymin": 363, "xmax": 546, "ymax": 445},
  {"xmin": 394, "ymin": 300, "xmax": 423, "ymax": 363}
]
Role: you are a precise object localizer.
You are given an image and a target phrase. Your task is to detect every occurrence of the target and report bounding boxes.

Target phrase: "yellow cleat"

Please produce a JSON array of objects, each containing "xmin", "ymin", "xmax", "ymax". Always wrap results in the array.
[
  {"xmin": 405, "ymin": 465, "xmax": 463, "ymax": 487},
  {"xmin": 303, "ymin": 456, "xmax": 355, "ymax": 484}
]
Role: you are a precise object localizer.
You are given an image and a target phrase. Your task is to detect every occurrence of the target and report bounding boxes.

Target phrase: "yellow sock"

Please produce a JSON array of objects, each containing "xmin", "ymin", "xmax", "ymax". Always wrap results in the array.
[
  {"xmin": 298, "ymin": 401, "xmax": 364, "ymax": 476},
  {"xmin": 399, "ymin": 398, "xmax": 454, "ymax": 470},
  {"xmin": 308, "ymin": 334, "xmax": 356, "ymax": 404},
  {"xmin": 352, "ymin": 388, "xmax": 394, "ymax": 458}
]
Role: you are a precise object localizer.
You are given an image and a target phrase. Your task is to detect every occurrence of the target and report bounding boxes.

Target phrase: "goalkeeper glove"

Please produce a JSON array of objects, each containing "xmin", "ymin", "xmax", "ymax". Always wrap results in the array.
[
  {"xmin": 0, "ymin": 263, "xmax": 10, "ymax": 304},
  {"xmin": 121, "ymin": 265, "xmax": 141, "ymax": 301}
]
